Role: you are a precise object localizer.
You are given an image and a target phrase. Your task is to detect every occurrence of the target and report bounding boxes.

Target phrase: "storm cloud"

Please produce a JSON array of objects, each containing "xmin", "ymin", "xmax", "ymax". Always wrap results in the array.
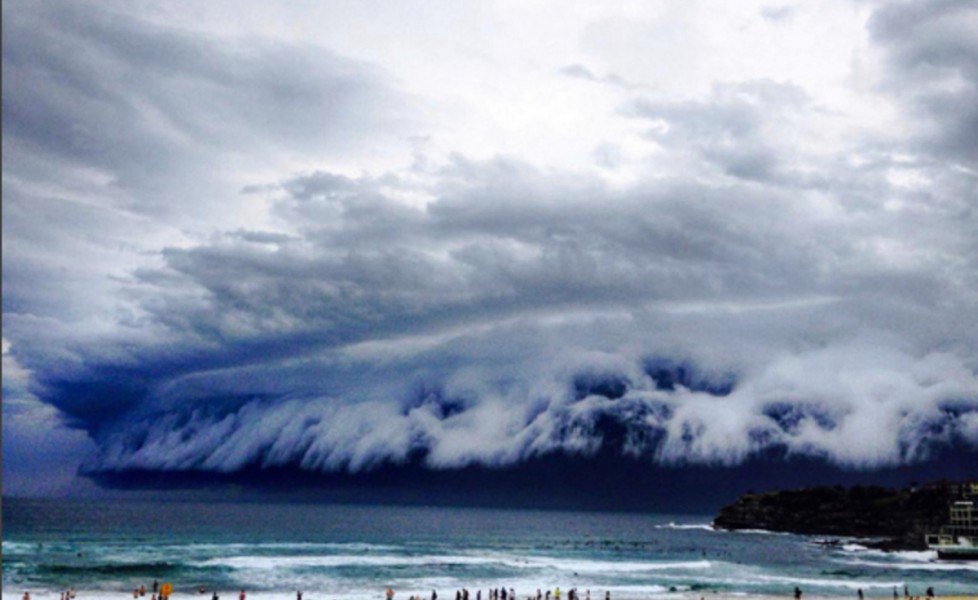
[{"xmin": 3, "ymin": 0, "xmax": 978, "ymax": 493}]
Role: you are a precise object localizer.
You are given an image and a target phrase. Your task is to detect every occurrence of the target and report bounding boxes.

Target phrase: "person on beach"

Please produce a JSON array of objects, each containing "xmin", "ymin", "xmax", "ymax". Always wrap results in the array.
[
  {"xmin": 858, "ymin": 589, "xmax": 864, "ymax": 600},
  {"xmin": 22, "ymin": 592, "xmax": 30, "ymax": 600},
  {"xmin": 153, "ymin": 581, "xmax": 159, "ymax": 594},
  {"xmin": 894, "ymin": 588, "xmax": 899, "ymax": 599},
  {"xmin": 604, "ymin": 591, "xmax": 610, "ymax": 600},
  {"xmin": 555, "ymin": 588, "xmax": 560, "ymax": 600},
  {"xmin": 926, "ymin": 588, "xmax": 934, "ymax": 598},
  {"xmin": 240, "ymin": 589, "xmax": 247, "ymax": 600},
  {"xmin": 387, "ymin": 588, "xmax": 395, "ymax": 600},
  {"xmin": 433, "ymin": 590, "xmax": 438, "ymax": 600},
  {"xmin": 212, "ymin": 592, "xmax": 219, "ymax": 600},
  {"xmin": 794, "ymin": 587, "xmax": 802, "ymax": 600},
  {"xmin": 297, "ymin": 591, "xmax": 303, "ymax": 600}
]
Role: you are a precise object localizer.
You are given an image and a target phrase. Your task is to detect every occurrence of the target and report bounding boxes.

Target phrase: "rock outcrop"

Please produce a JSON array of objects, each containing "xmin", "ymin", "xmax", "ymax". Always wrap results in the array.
[{"xmin": 712, "ymin": 481, "xmax": 963, "ymax": 550}]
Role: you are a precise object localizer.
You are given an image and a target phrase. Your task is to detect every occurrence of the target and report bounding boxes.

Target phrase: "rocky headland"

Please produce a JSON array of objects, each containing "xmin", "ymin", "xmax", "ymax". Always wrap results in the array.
[{"xmin": 712, "ymin": 480, "xmax": 968, "ymax": 551}]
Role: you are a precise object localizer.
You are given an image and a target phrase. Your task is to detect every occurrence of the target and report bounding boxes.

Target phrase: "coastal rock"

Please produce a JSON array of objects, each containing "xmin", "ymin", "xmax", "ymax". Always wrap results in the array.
[{"xmin": 712, "ymin": 481, "xmax": 960, "ymax": 550}]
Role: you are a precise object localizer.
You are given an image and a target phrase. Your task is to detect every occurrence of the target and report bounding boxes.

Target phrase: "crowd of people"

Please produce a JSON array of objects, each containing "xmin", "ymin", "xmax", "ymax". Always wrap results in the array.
[
  {"xmin": 18, "ymin": 583, "xmax": 947, "ymax": 599},
  {"xmin": 389, "ymin": 588, "xmax": 611, "ymax": 600}
]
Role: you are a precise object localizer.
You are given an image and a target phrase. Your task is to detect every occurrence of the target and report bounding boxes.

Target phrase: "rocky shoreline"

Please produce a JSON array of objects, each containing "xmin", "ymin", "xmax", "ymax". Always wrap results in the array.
[{"xmin": 711, "ymin": 480, "xmax": 966, "ymax": 551}]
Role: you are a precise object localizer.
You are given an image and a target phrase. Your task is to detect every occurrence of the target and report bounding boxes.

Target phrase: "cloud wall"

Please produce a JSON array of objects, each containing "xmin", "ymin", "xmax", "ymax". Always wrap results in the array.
[{"xmin": 3, "ymin": 0, "xmax": 978, "ymax": 489}]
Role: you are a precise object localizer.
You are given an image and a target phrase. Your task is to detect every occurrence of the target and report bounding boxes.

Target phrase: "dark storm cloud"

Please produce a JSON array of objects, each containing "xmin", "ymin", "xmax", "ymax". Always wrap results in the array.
[
  {"xmin": 0, "ymin": 0, "xmax": 414, "ymax": 490},
  {"xmin": 624, "ymin": 80, "xmax": 811, "ymax": 183},
  {"xmin": 145, "ymin": 158, "xmax": 837, "ymax": 347},
  {"xmin": 868, "ymin": 0, "xmax": 978, "ymax": 167},
  {"xmin": 1, "ymin": 2, "xmax": 403, "ymax": 181},
  {"xmin": 17, "ymin": 155, "xmax": 977, "ymax": 476},
  {"xmin": 2, "ymin": 0, "xmax": 412, "ymax": 368},
  {"xmin": 4, "ymin": 1, "xmax": 978, "ymax": 486}
]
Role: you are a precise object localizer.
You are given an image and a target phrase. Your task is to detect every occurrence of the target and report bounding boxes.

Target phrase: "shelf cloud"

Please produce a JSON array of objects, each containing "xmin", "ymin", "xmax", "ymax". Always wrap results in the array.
[{"xmin": 3, "ymin": 0, "xmax": 977, "ymax": 494}]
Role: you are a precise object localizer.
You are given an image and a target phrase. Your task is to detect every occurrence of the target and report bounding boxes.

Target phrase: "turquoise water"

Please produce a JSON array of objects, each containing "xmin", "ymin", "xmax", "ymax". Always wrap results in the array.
[{"xmin": 3, "ymin": 499, "xmax": 976, "ymax": 599}]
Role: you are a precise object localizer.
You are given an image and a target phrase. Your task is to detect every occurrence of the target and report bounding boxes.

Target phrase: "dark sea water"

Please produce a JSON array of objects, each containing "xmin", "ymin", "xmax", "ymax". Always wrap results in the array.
[{"xmin": 3, "ymin": 499, "xmax": 976, "ymax": 599}]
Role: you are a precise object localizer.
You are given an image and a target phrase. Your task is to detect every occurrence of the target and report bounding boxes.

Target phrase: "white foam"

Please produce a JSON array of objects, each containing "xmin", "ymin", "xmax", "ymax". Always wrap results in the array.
[
  {"xmin": 602, "ymin": 584, "xmax": 671, "ymax": 594},
  {"xmin": 730, "ymin": 529, "xmax": 789, "ymax": 536},
  {"xmin": 198, "ymin": 554, "xmax": 712, "ymax": 575},
  {"xmin": 655, "ymin": 522, "xmax": 714, "ymax": 532},
  {"xmin": 183, "ymin": 542, "xmax": 399, "ymax": 553},
  {"xmin": 833, "ymin": 547, "xmax": 939, "ymax": 561},
  {"xmin": 841, "ymin": 543, "xmax": 869, "ymax": 552},
  {"xmin": 1, "ymin": 541, "xmax": 37, "ymax": 553},
  {"xmin": 837, "ymin": 558, "xmax": 978, "ymax": 572},
  {"xmin": 755, "ymin": 573, "xmax": 904, "ymax": 590},
  {"xmin": 197, "ymin": 554, "xmax": 494, "ymax": 570},
  {"xmin": 530, "ymin": 558, "xmax": 712, "ymax": 574}
]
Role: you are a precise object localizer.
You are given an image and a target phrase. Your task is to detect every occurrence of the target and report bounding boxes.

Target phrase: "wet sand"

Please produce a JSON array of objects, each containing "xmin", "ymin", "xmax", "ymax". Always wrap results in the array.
[{"xmin": 8, "ymin": 594, "xmax": 978, "ymax": 600}]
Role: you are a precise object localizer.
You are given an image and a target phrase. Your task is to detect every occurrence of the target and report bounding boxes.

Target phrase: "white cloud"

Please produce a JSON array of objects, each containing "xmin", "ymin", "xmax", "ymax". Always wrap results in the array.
[{"xmin": 3, "ymin": 0, "xmax": 977, "ymax": 491}]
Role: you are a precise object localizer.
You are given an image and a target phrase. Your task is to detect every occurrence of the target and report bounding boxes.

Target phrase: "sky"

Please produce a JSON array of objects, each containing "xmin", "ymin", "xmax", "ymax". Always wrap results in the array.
[{"xmin": 3, "ymin": 0, "xmax": 978, "ymax": 502}]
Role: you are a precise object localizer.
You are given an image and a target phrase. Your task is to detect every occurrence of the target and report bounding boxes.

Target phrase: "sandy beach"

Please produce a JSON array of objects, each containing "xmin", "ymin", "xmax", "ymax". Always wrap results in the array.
[{"xmin": 6, "ymin": 593, "xmax": 977, "ymax": 600}]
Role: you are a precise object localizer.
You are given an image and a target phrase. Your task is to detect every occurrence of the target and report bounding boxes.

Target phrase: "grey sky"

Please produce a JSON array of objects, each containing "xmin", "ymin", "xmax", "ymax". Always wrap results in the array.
[{"xmin": 3, "ymin": 0, "xmax": 977, "ymax": 495}]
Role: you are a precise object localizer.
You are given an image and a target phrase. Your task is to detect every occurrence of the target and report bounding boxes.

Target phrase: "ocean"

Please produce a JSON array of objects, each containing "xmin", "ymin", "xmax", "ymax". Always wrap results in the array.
[{"xmin": 3, "ymin": 499, "xmax": 976, "ymax": 599}]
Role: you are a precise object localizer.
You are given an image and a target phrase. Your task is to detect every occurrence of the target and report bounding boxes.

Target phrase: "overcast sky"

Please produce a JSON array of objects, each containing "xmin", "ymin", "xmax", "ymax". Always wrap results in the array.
[{"xmin": 3, "ymin": 0, "xmax": 978, "ymax": 497}]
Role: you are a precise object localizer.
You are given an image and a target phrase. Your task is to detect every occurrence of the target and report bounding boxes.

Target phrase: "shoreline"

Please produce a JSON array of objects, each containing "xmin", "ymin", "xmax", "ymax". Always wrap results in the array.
[{"xmin": 6, "ymin": 593, "xmax": 978, "ymax": 600}]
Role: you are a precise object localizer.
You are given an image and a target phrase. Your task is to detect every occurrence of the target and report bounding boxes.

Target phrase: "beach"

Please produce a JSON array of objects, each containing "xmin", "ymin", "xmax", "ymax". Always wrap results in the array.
[
  {"xmin": 4, "ymin": 500, "xmax": 977, "ymax": 600},
  {"xmin": 6, "ymin": 593, "xmax": 978, "ymax": 600}
]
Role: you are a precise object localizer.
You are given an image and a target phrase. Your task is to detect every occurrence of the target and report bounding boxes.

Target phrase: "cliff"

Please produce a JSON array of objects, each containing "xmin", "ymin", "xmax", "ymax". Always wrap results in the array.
[{"xmin": 712, "ymin": 481, "xmax": 962, "ymax": 550}]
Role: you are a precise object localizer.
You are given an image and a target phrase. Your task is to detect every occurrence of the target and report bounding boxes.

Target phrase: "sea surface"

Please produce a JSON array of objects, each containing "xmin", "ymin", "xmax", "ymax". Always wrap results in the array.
[{"xmin": 3, "ymin": 498, "xmax": 977, "ymax": 599}]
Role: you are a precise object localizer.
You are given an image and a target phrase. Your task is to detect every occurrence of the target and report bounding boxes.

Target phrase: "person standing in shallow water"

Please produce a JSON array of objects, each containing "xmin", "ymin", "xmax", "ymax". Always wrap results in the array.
[{"xmin": 794, "ymin": 587, "xmax": 802, "ymax": 600}]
